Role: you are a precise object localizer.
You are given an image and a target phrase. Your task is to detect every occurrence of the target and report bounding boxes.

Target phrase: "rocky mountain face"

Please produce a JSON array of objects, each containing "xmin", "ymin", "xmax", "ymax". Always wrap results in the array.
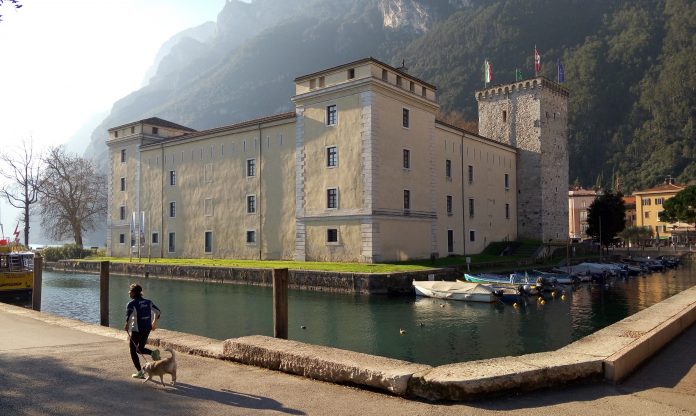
[{"xmin": 81, "ymin": 0, "xmax": 695, "ymax": 194}]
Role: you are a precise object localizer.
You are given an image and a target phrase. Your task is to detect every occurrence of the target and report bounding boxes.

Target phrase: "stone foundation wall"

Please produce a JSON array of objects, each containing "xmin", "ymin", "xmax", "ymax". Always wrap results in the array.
[{"xmin": 51, "ymin": 260, "xmax": 457, "ymax": 295}]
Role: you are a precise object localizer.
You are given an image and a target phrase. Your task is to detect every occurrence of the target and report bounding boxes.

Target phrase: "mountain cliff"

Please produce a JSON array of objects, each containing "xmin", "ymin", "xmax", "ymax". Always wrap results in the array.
[{"xmin": 82, "ymin": 0, "xmax": 695, "ymax": 193}]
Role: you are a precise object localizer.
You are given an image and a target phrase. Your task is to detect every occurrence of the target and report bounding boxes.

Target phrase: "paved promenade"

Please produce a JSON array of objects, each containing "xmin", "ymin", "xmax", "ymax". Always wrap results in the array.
[{"xmin": 1, "ymin": 308, "xmax": 695, "ymax": 415}]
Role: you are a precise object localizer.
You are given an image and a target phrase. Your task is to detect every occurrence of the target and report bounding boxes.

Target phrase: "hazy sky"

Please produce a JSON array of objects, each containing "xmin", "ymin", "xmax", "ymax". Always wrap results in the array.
[{"xmin": 0, "ymin": 0, "xmax": 224, "ymax": 232}]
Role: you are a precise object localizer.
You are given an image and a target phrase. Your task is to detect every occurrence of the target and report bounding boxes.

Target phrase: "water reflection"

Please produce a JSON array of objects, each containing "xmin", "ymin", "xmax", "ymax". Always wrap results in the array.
[{"xmin": 6, "ymin": 262, "xmax": 695, "ymax": 366}]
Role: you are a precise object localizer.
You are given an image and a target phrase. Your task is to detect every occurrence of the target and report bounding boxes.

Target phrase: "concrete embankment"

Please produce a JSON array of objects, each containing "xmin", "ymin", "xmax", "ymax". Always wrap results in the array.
[
  {"xmin": 50, "ymin": 260, "xmax": 457, "ymax": 294},
  {"xmin": 2, "ymin": 284, "xmax": 695, "ymax": 401}
]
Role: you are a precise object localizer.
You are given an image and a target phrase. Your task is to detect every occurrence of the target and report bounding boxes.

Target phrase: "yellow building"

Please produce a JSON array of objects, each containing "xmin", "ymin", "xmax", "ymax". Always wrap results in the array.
[
  {"xmin": 107, "ymin": 57, "xmax": 568, "ymax": 262},
  {"xmin": 633, "ymin": 180, "xmax": 685, "ymax": 241}
]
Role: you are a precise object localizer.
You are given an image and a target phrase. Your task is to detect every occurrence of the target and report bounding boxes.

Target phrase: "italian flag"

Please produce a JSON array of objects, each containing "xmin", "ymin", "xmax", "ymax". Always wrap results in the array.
[{"xmin": 484, "ymin": 60, "xmax": 492, "ymax": 84}]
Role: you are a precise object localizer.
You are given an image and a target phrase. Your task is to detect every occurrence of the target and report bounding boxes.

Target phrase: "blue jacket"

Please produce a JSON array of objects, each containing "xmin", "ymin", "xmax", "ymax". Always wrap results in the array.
[{"xmin": 126, "ymin": 296, "xmax": 161, "ymax": 333}]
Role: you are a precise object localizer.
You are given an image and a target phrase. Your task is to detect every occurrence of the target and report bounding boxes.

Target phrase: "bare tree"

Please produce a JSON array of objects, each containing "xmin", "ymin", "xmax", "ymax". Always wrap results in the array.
[
  {"xmin": 38, "ymin": 146, "xmax": 107, "ymax": 247},
  {"xmin": 0, "ymin": 139, "xmax": 42, "ymax": 246}
]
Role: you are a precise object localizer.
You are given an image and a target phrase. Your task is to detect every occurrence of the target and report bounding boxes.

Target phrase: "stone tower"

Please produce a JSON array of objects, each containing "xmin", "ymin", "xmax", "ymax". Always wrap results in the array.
[{"xmin": 476, "ymin": 78, "xmax": 569, "ymax": 243}]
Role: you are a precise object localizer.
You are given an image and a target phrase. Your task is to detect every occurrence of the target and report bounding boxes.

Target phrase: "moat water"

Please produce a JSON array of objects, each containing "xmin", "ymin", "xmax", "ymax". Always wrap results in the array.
[{"xmin": 18, "ymin": 260, "xmax": 696, "ymax": 366}]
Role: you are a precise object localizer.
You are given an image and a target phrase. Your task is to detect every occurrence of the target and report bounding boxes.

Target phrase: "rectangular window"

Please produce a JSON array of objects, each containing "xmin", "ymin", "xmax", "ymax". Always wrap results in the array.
[
  {"xmin": 662, "ymin": 225, "xmax": 668, "ymax": 233},
  {"xmin": 469, "ymin": 198, "xmax": 475, "ymax": 218},
  {"xmin": 326, "ymin": 105, "xmax": 337, "ymax": 126},
  {"xmin": 421, "ymin": 86, "xmax": 427, "ymax": 97},
  {"xmin": 402, "ymin": 108, "xmax": 410, "ymax": 128},
  {"xmin": 204, "ymin": 231, "xmax": 213, "ymax": 253},
  {"xmin": 204, "ymin": 198, "xmax": 213, "ymax": 216},
  {"xmin": 445, "ymin": 160, "xmax": 452, "ymax": 178},
  {"xmin": 505, "ymin": 203, "xmax": 510, "ymax": 219},
  {"xmin": 347, "ymin": 68, "xmax": 355, "ymax": 79},
  {"xmin": 655, "ymin": 198, "xmax": 664, "ymax": 205},
  {"xmin": 169, "ymin": 170, "xmax": 176, "ymax": 186},
  {"xmin": 318, "ymin": 76, "xmax": 325, "ymax": 87},
  {"xmin": 381, "ymin": 69, "xmax": 388, "ymax": 81},
  {"xmin": 504, "ymin": 173, "xmax": 510, "ymax": 189},
  {"xmin": 119, "ymin": 206, "xmax": 126, "ymax": 221},
  {"xmin": 246, "ymin": 230, "xmax": 256, "ymax": 244},
  {"xmin": 409, "ymin": 81, "xmax": 415, "ymax": 92},
  {"xmin": 119, "ymin": 234, "xmax": 125, "ymax": 244},
  {"xmin": 403, "ymin": 149, "xmax": 410, "ymax": 169},
  {"xmin": 447, "ymin": 195, "xmax": 453, "ymax": 215},
  {"xmin": 114, "ymin": 131, "xmax": 119, "ymax": 138},
  {"xmin": 120, "ymin": 149, "xmax": 126, "ymax": 163},
  {"xmin": 644, "ymin": 211, "xmax": 650, "ymax": 218},
  {"xmin": 503, "ymin": 110, "xmax": 507, "ymax": 123},
  {"xmin": 327, "ymin": 146, "xmax": 337, "ymax": 167},
  {"xmin": 151, "ymin": 232, "xmax": 159, "ymax": 245},
  {"xmin": 168, "ymin": 232, "xmax": 175, "ymax": 253},
  {"xmin": 247, "ymin": 195, "xmax": 256, "ymax": 213},
  {"xmin": 468, "ymin": 165, "xmax": 474, "ymax": 183},
  {"xmin": 204, "ymin": 163, "xmax": 213, "ymax": 182},
  {"xmin": 131, "ymin": 126, "xmax": 135, "ymax": 134},
  {"xmin": 469, "ymin": 230, "xmax": 476, "ymax": 242},
  {"xmin": 403, "ymin": 190, "xmax": 411, "ymax": 211},
  {"xmin": 327, "ymin": 228, "xmax": 338, "ymax": 244},
  {"xmin": 120, "ymin": 177, "xmax": 126, "ymax": 191},
  {"xmin": 152, "ymin": 126, "xmax": 159, "ymax": 134},
  {"xmin": 309, "ymin": 78, "xmax": 316, "ymax": 89},
  {"xmin": 169, "ymin": 201, "xmax": 176, "ymax": 218},
  {"xmin": 642, "ymin": 198, "xmax": 651, "ymax": 206},
  {"xmin": 327, "ymin": 188, "xmax": 338, "ymax": 209},
  {"xmin": 396, "ymin": 75, "xmax": 402, "ymax": 87},
  {"xmin": 246, "ymin": 158, "xmax": 256, "ymax": 177},
  {"xmin": 447, "ymin": 230, "xmax": 454, "ymax": 253}
]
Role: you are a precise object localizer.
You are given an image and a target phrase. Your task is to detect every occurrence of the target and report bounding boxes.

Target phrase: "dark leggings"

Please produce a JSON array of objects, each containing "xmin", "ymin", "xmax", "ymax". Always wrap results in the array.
[{"xmin": 129, "ymin": 330, "xmax": 152, "ymax": 371}]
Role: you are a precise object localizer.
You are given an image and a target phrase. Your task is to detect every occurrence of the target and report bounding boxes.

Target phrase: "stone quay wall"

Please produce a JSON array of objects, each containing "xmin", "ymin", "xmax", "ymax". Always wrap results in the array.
[{"xmin": 51, "ymin": 260, "xmax": 458, "ymax": 295}]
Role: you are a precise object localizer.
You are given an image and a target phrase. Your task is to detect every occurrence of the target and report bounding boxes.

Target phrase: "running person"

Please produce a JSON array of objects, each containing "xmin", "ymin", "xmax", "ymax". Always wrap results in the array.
[{"xmin": 124, "ymin": 283, "xmax": 161, "ymax": 379}]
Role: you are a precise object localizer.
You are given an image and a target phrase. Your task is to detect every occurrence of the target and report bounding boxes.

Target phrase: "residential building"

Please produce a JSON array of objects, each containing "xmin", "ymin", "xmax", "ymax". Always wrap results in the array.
[
  {"xmin": 633, "ymin": 179, "xmax": 687, "ymax": 242},
  {"xmin": 568, "ymin": 187, "xmax": 596, "ymax": 240}
]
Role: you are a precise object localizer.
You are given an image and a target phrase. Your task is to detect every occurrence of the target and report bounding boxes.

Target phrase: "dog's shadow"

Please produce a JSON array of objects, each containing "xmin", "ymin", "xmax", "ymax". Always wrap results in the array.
[{"xmin": 163, "ymin": 382, "xmax": 305, "ymax": 415}]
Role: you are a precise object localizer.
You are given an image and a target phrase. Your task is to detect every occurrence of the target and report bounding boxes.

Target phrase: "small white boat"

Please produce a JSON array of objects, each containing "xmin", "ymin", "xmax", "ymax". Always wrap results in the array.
[{"xmin": 412, "ymin": 280, "xmax": 498, "ymax": 303}]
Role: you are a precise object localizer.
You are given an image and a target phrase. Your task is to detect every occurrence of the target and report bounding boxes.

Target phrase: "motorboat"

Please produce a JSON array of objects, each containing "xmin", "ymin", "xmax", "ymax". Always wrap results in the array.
[{"xmin": 412, "ymin": 280, "xmax": 499, "ymax": 303}]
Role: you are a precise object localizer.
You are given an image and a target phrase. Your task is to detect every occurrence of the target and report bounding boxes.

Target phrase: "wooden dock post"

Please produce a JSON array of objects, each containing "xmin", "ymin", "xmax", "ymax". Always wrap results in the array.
[
  {"xmin": 100, "ymin": 261, "xmax": 110, "ymax": 327},
  {"xmin": 32, "ymin": 252, "xmax": 43, "ymax": 311},
  {"xmin": 272, "ymin": 268, "xmax": 288, "ymax": 339}
]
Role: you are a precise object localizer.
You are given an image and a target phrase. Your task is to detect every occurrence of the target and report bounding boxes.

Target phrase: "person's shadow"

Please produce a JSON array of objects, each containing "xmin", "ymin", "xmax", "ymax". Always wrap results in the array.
[{"xmin": 164, "ymin": 382, "xmax": 305, "ymax": 415}]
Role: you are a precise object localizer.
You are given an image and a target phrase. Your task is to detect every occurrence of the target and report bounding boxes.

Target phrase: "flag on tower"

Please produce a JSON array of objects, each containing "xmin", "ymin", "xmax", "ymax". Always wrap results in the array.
[
  {"xmin": 557, "ymin": 59, "xmax": 565, "ymax": 83},
  {"xmin": 484, "ymin": 60, "xmax": 492, "ymax": 85},
  {"xmin": 515, "ymin": 68, "xmax": 523, "ymax": 81},
  {"xmin": 13, "ymin": 223, "xmax": 20, "ymax": 244},
  {"xmin": 534, "ymin": 45, "xmax": 541, "ymax": 75}
]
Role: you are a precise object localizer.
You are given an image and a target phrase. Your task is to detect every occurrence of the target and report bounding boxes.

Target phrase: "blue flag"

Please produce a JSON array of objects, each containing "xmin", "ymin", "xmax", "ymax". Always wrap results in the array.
[{"xmin": 557, "ymin": 59, "xmax": 565, "ymax": 83}]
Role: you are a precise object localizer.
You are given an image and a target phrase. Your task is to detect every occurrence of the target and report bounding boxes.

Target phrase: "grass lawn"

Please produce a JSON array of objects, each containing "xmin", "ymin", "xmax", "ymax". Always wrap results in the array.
[{"xmin": 83, "ymin": 257, "xmax": 434, "ymax": 273}]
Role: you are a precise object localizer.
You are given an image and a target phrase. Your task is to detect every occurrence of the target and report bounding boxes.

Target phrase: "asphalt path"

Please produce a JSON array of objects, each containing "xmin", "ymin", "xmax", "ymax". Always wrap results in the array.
[{"xmin": 1, "ymin": 311, "xmax": 695, "ymax": 415}]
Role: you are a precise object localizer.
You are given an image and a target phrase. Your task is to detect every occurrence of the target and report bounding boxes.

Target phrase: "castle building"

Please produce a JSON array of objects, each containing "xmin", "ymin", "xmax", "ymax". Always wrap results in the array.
[{"xmin": 106, "ymin": 57, "xmax": 568, "ymax": 262}]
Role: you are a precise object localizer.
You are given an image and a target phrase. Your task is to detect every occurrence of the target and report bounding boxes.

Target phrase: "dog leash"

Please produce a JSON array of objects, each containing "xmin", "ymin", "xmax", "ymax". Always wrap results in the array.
[{"xmin": 127, "ymin": 332, "xmax": 151, "ymax": 363}]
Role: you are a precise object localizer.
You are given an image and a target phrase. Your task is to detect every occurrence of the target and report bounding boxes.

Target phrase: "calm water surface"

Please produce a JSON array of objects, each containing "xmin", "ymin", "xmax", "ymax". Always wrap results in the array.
[{"xmin": 30, "ymin": 261, "xmax": 696, "ymax": 366}]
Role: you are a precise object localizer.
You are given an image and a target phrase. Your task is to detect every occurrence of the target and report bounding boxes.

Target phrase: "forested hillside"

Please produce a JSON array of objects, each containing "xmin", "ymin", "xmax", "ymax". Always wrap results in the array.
[{"xmin": 82, "ymin": 0, "xmax": 695, "ymax": 193}]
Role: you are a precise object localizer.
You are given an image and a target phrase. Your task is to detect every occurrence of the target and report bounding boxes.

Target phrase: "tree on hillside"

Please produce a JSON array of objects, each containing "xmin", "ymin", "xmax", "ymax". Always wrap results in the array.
[
  {"xmin": 0, "ymin": 140, "xmax": 42, "ymax": 246},
  {"xmin": 659, "ymin": 185, "xmax": 696, "ymax": 235},
  {"xmin": 38, "ymin": 147, "xmax": 107, "ymax": 247},
  {"xmin": 586, "ymin": 191, "xmax": 626, "ymax": 251}
]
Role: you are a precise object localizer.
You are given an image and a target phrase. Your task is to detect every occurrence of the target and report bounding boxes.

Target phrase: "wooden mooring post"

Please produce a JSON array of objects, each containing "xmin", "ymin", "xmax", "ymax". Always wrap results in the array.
[
  {"xmin": 32, "ymin": 252, "xmax": 43, "ymax": 311},
  {"xmin": 100, "ymin": 261, "xmax": 110, "ymax": 327},
  {"xmin": 272, "ymin": 268, "xmax": 288, "ymax": 339}
]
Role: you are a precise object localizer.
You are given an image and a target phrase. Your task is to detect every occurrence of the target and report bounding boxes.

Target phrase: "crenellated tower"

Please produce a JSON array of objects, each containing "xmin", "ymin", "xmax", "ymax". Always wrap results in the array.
[{"xmin": 476, "ymin": 78, "xmax": 569, "ymax": 244}]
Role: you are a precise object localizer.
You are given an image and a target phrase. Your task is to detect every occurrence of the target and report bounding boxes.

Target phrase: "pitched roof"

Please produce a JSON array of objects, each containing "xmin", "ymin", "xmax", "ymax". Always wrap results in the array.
[
  {"xmin": 633, "ymin": 182, "xmax": 685, "ymax": 195},
  {"xmin": 109, "ymin": 117, "xmax": 197, "ymax": 133},
  {"xmin": 294, "ymin": 57, "xmax": 437, "ymax": 90}
]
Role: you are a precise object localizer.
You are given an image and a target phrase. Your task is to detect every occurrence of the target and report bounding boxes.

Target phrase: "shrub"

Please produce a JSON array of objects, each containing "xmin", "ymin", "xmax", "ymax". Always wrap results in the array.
[{"xmin": 41, "ymin": 244, "xmax": 94, "ymax": 262}]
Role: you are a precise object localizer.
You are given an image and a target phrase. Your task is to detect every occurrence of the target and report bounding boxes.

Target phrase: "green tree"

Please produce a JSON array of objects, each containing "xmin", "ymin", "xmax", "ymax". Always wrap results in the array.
[
  {"xmin": 586, "ymin": 191, "xmax": 626, "ymax": 250},
  {"xmin": 659, "ymin": 185, "xmax": 696, "ymax": 231},
  {"xmin": 618, "ymin": 226, "xmax": 654, "ymax": 251}
]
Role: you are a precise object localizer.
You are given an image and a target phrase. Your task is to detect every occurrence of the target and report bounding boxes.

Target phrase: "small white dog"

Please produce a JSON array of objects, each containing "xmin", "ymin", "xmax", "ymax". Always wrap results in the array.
[{"xmin": 142, "ymin": 347, "xmax": 177, "ymax": 387}]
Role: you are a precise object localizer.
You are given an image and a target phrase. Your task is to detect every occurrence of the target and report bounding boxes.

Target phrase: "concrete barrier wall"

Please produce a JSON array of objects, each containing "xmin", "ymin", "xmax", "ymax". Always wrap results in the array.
[{"xmin": 52, "ymin": 260, "xmax": 458, "ymax": 294}]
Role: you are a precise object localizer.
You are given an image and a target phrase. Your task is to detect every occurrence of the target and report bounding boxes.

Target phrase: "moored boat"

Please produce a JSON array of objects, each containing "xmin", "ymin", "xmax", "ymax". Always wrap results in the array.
[
  {"xmin": 412, "ymin": 280, "xmax": 499, "ymax": 303},
  {"xmin": 0, "ymin": 238, "xmax": 33, "ymax": 298}
]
